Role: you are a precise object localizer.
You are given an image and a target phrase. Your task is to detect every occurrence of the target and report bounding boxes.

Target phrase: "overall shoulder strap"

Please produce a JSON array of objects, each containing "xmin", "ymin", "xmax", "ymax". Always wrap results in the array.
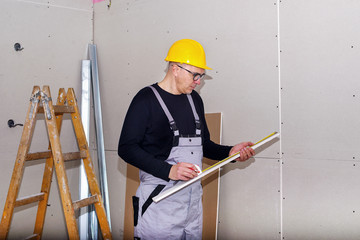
[
  {"xmin": 148, "ymin": 86, "xmax": 179, "ymax": 137},
  {"xmin": 186, "ymin": 94, "xmax": 201, "ymax": 136}
]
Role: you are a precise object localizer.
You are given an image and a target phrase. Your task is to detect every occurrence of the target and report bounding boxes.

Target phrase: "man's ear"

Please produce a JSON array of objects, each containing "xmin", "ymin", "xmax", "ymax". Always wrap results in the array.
[{"xmin": 171, "ymin": 63, "xmax": 179, "ymax": 76}]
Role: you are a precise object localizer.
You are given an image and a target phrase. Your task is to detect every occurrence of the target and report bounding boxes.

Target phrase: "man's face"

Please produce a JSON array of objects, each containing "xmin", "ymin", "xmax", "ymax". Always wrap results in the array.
[{"xmin": 174, "ymin": 64, "xmax": 205, "ymax": 94}]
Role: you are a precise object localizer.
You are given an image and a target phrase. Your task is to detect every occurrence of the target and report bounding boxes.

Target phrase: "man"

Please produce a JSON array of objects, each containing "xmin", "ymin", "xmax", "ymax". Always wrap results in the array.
[{"xmin": 118, "ymin": 39, "xmax": 255, "ymax": 240}]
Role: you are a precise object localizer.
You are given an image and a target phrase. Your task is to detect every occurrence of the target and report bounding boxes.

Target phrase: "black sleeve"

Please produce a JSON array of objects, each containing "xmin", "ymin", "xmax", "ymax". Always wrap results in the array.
[{"xmin": 118, "ymin": 88, "xmax": 172, "ymax": 181}]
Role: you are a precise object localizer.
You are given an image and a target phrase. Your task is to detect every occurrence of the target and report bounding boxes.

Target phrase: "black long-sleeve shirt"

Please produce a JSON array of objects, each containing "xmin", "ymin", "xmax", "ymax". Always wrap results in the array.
[{"xmin": 118, "ymin": 83, "xmax": 232, "ymax": 181}]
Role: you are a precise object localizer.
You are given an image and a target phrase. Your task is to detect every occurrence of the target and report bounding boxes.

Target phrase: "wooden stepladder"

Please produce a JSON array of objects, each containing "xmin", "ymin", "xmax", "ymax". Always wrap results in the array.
[{"xmin": 0, "ymin": 86, "xmax": 112, "ymax": 240}]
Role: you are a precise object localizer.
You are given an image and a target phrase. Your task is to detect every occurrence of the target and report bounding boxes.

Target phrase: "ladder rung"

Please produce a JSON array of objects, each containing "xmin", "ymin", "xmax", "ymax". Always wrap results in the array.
[
  {"xmin": 26, "ymin": 150, "xmax": 87, "ymax": 161},
  {"xmin": 25, "ymin": 234, "xmax": 39, "ymax": 240},
  {"xmin": 37, "ymin": 105, "xmax": 75, "ymax": 114},
  {"xmin": 26, "ymin": 151, "xmax": 51, "ymax": 160},
  {"xmin": 15, "ymin": 193, "xmax": 45, "ymax": 207},
  {"xmin": 73, "ymin": 194, "xmax": 99, "ymax": 211}
]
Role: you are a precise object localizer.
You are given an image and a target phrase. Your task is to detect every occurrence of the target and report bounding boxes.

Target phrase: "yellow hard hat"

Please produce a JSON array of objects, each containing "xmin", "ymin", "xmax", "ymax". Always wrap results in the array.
[{"xmin": 165, "ymin": 39, "xmax": 212, "ymax": 70}]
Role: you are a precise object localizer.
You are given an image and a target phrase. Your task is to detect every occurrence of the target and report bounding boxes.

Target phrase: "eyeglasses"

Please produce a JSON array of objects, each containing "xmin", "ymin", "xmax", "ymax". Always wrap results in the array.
[{"xmin": 176, "ymin": 64, "xmax": 206, "ymax": 81}]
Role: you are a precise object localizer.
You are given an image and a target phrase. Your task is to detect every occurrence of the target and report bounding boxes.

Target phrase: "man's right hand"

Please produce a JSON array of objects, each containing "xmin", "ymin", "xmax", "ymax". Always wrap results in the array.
[{"xmin": 169, "ymin": 162, "xmax": 199, "ymax": 181}]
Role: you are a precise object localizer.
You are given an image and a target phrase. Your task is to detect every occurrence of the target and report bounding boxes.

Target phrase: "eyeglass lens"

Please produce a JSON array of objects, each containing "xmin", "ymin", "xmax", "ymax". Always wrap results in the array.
[{"xmin": 176, "ymin": 64, "xmax": 205, "ymax": 81}]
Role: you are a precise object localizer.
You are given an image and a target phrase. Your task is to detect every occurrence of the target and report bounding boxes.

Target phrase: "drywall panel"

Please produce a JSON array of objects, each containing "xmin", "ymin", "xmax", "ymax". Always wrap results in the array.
[
  {"xmin": 279, "ymin": 1, "xmax": 360, "ymax": 239},
  {"xmin": 199, "ymin": 1, "xmax": 280, "ymax": 157},
  {"xmin": 94, "ymin": 0, "xmax": 280, "ymax": 239},
  {"xmin": 0, "ymin": 0, "xmax": 92, "ymax": 154},
  {"xmin": 16, "ymin": 0, "xmax": 93, "ymax": 11},
  {"xmin": 218, "ymin": 157, "xmax": 281, "ymax": 240},
  {"xmin": 280, "ymin": 0, "xmax": 360, "ymax": 161},
  {"xmin": 93, "ymin": 1, "xmax": 360, "ymax": 240},
  {"xmin": 282, "ymin": 157, "xmax": 360, "ymax": 240},
  {"xmin": 93, "ymin": 0, "xmax": 280, "ymax": 156},
  {"xmin": 0, "ymin": 0, "xmax": 92, "ymax": 237}
]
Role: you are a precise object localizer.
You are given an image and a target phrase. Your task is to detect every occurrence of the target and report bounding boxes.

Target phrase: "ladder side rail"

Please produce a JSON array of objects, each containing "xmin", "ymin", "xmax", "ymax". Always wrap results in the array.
[
  {"xmin": 41, "ymin": 86, "xmax": 79, "ymax": 240},
  {"xmin": 33, "ymin": 88, "xmax": 67, "ymax": 239},
  {"xmin": 0, "ymin": 86, "xmax": 41, "ymax": 239},
  {"xmin": 67, "ymin": 88, "xmax": 112, "ymax": 240}
]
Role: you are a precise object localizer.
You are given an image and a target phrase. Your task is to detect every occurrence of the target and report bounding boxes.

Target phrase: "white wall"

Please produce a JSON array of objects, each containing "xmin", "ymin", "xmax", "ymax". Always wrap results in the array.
[
  {"xmin": 1, "ymin": 0, "xmax": 360, "ymax": 239},
  {"xmin": 0, "ymin": 0, "xmax": 93, "ymax": 238},
  {"xmin": 93, "ymin": 0, "xmax": 360, "ymax": 239},
  {"xmin": 280, "ymin": 1, "xmax": 360, "ymax": 239}
]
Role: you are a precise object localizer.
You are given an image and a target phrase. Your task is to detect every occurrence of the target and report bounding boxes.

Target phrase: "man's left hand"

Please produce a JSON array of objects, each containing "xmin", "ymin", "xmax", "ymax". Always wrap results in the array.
[{"xmin": 229, "ymin": 142, "xmax": 255, "ymax": 162}]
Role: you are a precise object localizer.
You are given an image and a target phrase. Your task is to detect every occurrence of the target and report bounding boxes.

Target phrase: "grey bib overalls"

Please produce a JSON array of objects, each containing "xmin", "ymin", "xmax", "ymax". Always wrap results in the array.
[{"xmin": 133, "ymin": 86, "xmax": 203, "ymax": 240}]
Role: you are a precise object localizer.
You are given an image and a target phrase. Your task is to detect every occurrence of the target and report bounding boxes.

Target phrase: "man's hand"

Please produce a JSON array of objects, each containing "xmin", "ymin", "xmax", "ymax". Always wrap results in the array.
[
  {"xmin": 169, "ymin": 162, "xmax": 199, "ymax": 181},
  {"xmin": 229, "ymin": 142, "xmax": 255, "ymax": 162}
]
